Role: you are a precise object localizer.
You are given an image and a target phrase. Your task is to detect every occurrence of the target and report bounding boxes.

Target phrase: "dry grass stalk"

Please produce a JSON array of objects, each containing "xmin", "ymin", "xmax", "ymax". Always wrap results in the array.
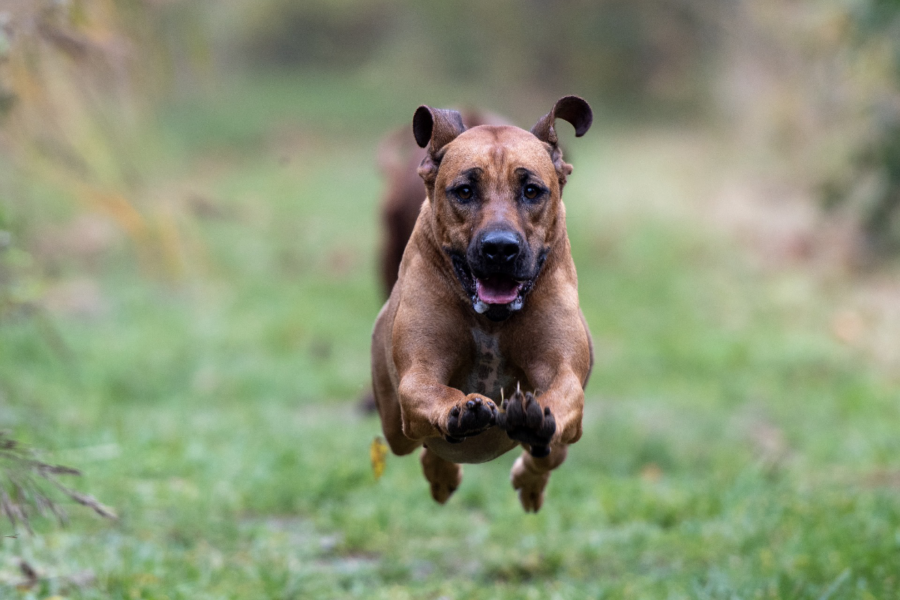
[{"xmin": 0, "ymin": 432, "xmax": 116, "ymax": 533}]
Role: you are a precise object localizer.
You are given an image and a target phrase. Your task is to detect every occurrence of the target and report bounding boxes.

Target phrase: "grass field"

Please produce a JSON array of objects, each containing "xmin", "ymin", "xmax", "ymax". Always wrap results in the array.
[{"xmin": 2, "ymin": 73, "xmax": 899, "ymax": 599}]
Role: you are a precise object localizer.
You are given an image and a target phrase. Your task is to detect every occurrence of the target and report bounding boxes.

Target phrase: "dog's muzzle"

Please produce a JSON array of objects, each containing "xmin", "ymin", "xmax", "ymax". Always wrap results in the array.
[
  {"xmin": 447, "ymin": 230, "xmax": 548, "ymax": 321},
  {"xmin": 473, "ymin": 230, "xmax": 525, "ymax": 310}
]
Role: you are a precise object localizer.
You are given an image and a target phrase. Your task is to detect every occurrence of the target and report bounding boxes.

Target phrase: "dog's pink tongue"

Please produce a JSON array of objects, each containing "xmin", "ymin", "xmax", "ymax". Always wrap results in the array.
[{"xmin": 476, "ymin": 276, "xmax": 521, "ymax": 305}]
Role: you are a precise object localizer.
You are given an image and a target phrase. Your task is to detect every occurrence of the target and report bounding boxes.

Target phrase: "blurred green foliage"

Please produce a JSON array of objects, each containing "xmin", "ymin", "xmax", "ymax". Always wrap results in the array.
[
  {"xmin": 226, "ymin": 0, "xmax": 719, "ymax": 109},
  {"xmin": 6, "ymin": 0, "xmax": 900, "ymax": 261},
  {"xmin": 843, "ymin": 0, "xmax": 900, "ymax": 256},
  {"xmin": 218, "ymin": 0, "xmax": 900, "ymax": 257}
]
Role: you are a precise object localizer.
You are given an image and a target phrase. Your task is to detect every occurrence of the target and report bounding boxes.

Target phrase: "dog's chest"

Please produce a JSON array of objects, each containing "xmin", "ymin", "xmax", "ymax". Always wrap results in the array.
[{"xmin": 461, "ymin": 329, "xmax": 516, "ymax": 399}]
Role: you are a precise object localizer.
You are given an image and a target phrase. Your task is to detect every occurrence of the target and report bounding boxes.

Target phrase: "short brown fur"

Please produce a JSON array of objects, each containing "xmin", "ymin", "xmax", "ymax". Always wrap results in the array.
[{"xmin": 371, "ymin": 97, "xmax": 594, "ymax": 512}]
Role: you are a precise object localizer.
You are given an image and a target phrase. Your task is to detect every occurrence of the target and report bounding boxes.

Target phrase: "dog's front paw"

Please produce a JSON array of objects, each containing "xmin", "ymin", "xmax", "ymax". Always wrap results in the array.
[
  {"xmin": 445, "ymin": 395, "xmax": 497, "ymax": 443},
  {"xmin": 496, "ymin": 387, "xmax": 556, "ymax": 457}
]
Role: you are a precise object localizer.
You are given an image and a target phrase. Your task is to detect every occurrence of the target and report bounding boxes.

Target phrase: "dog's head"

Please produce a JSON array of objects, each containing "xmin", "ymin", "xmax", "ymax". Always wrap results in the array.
[{"xmin": 413, "ymin": 96, "xmax": 592, "ymax": 321}]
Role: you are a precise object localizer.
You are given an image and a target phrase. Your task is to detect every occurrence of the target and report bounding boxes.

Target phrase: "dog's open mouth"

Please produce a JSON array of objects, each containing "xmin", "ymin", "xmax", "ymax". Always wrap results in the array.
[
  {"xmin": 449, "ymin": 250, "xmax": 544, "ymax": 319},
  {"xmin": 474, "ymin": 275, "xmax": 525, "ymax": 313}
]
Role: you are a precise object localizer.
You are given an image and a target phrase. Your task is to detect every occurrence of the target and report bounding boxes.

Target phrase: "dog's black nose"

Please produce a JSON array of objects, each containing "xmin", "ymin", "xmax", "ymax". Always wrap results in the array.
[{"xmin": 481, "ymin": 231, "xmax": 521, "ymax": 264}]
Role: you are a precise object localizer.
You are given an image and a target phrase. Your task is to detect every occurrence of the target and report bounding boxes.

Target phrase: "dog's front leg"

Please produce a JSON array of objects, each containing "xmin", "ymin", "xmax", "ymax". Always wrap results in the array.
[
  {"xmin": 501, "ymin": 365, "xmax": 585, "ymax": 512},
  {"xmin": 396, "ymin": 368, "xmax": 497, "ymax": 504},
  {"xmin": 397, "ymin": 369, "xmax": 498, "ymax": 443},
  {"xmin": 499, "ymin": 365, "xmax": 585, "ymax": 452},
  {"xmin": 531, "ymin": 364, "xmax": 586, "ymax": 446}
]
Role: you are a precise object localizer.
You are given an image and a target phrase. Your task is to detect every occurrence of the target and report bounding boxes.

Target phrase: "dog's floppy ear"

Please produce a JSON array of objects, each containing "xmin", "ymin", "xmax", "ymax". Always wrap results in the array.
[
  {"xmin": 414, "ymin": 105, "xmax": 466, "ymax": 191},
  {"xmin": 531, "ymin": 96, "xmax": 592, "ymax": 145},
  {"xmin": 531, "ymin": 96, "xmax": 592, "ymax": 186},
  {"xmin": 413, "ymin": 106, "xmax": 466, "ymax": 152}
]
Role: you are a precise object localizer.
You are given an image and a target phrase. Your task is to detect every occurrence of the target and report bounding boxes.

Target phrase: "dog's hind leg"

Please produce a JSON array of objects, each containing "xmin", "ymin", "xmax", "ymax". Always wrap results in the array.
[
  {"xmin": 420, "ymin": 446, "xmax": 462, "ymax": 504},
  {"xmin": 510, "ymin": 444, "xmax": 568, "ymax": 513}
]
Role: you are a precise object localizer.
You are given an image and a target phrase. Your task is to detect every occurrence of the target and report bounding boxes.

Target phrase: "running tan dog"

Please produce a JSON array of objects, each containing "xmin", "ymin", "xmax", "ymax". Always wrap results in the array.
[{"xmin": 371, "ymin": 97, "xmax": 594, "ymax": 512}]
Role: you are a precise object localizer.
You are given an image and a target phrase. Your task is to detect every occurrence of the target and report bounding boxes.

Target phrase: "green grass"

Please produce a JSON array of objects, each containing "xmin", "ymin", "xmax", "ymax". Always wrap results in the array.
[{"xmin": 1, "ymin": 75, "xmax": 899, "ymax": 599}]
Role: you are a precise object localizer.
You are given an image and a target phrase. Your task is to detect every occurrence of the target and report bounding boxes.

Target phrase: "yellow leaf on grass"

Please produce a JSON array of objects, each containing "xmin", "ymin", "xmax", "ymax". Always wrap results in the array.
[{"xmin": 370, "ymin": 436, "xmax": 388, "ymax": 480}]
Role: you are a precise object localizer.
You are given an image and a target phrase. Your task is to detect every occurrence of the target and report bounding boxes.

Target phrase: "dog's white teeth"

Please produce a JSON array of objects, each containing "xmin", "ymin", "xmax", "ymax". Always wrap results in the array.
[
  {"xmin": 473, "ymin": 299, "xmax": 489, "ymax": 314},
  {"xmin": 510, "ymin": 298, "xmax": 524, "ymax": 311}
]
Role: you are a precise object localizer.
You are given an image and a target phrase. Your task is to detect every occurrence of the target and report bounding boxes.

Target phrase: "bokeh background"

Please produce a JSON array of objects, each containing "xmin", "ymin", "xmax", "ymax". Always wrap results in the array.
[{"xmin": 1, "ymin": 0, "xmax": 900, "ymax": 598}]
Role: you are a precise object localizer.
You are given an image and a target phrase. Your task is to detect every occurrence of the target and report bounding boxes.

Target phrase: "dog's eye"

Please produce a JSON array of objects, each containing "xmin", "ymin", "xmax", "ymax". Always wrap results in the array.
[
  {"xmin": 523, "ymin": 184, "xmax": 542, "ymax": 200},
  {"xmin": 455, "ymin": 186, "xmax": 474, "ymax": 201}
]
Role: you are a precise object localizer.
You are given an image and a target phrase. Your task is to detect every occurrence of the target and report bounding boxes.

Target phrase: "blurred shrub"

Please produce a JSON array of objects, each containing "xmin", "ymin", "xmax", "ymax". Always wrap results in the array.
[
  {"xmin": 226, "ymin": 0, "xmax": 720, "ymax": 108},
  {"xmin": 836, "ymin": 0, "xmax": 900, "ymax": 257},
  {"xmin": 715, "ymin": 0, "xmax": 900, "ymax": 262},
  {"xmin": 225, "ymin": 0, "xmax": 900, "ymax": 259},
  {"xmin": 0, "ymin": 0, "xmax": 210, "ymax": 284},
  {"xmin": 237, "ymin": 0, "xmax": 393, "ymax": 68},
  {"xmin": 3, "ymin": 0, "xmax": 899, "ymax": 274},
  {"xmin": 0, "ymin": 0, "xmax": 169, "ymax": 531}
]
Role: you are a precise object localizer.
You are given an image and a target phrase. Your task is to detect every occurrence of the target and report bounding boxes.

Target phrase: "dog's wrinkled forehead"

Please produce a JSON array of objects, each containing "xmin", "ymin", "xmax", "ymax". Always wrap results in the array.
[{"xmin": 437, "ymin": 126, "xmax": 557, "ymax": 186}]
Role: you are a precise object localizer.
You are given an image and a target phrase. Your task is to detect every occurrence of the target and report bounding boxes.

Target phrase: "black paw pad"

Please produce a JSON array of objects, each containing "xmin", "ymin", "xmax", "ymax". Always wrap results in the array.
[
  {"xmin": 446, "ymin": 396, "xmax": 497, "ymax": 441},
  {"xmin": 497, "ymin": 388, "xmax": 556, "ymax": 456}
]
